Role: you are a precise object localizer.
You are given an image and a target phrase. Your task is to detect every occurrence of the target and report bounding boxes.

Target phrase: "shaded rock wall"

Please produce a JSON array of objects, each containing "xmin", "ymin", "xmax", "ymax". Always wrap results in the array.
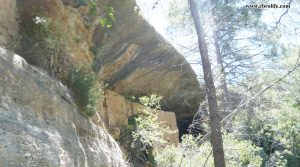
[
  {"xmin": 0, "ymin": 0, "xmax": 18, "ymax": 48},
  {"xmin": 0, "ymin": 47, "xmax": 127, "ymax": 167}
]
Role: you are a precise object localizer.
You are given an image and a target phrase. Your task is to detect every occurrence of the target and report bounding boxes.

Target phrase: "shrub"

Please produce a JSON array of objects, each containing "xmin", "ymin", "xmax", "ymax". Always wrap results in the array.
[
  {"xmin": 234, "ymin": 107, "xmax": 300, "ymax": 166},
  {"xmin": 131, "ymin": 109, "xmax": 171, "ymax": 151},
  {"xmin": 68, "ymin": 65, "xmax": 100, "ymax": 117},
  {"xmin": 99, "ymin": 6, "xmax": 115, "ymax": 29},
  {"xmin": 139, "ymin": 94, "xmax": 162, "ymax": 109},
  {"xmin": 75, "ymin": 0, "xmax": 115, "ymax": 29},
  {"xmin": 130, "ymin": 94, "xmax": 174, "ymax": 163},
  {"xmin": 18, "ymin": 15, "xmax": 66, "ymax": 75},
  {"xmin": 155, "ymin": 134, "xmax": 266, "ymax": 167}
]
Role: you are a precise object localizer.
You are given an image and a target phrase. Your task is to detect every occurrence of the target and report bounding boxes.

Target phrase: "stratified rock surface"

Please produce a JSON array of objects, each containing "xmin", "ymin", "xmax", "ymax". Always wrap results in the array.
[
  {"xmin": 0, "ymin": 47, "xmax": 127, "ymax": 167},
  {"xmin": 93, "ymin": 0, "xmax": 204, "ymax": 119},
  {"xmin": 4, "ymin": 0, "xmax": 203, "ymax": 120}
]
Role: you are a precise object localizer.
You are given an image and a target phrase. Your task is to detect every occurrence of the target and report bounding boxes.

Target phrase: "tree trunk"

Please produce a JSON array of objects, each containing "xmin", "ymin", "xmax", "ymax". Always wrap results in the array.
[{"xmin": 188, "ymin": 0, "xmax": 226, "ymax": 166}]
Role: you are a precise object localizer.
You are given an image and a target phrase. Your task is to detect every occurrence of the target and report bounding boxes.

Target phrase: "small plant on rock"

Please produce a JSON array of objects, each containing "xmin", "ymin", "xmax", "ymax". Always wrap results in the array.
[
  {"xmin": 68, "ymin": 65, "xmax": 100, "ymax": 117},
  {"xmin": 76, "ymin": 0, "xmax": 115, "ymax": 29},
  {"xmin": 99, "ymin": 6, "xmax": 115, "ymax": 29},
  {"xmin": 18, "ymin": 14, "xmax": 66, "ymax": 76}
]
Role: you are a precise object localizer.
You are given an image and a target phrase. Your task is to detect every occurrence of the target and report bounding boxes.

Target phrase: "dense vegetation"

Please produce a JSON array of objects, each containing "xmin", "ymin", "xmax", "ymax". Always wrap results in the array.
[
  {"xmin": 18, "ymin": 14, "xmax": 66, "ymax": 76},
  {"xmin": 68, "ymin": 65, "xmax": 100, "ymax": 117},
  {"xmin": 125, "ymin": 95, "xmax": 174, "ymax": 165}
]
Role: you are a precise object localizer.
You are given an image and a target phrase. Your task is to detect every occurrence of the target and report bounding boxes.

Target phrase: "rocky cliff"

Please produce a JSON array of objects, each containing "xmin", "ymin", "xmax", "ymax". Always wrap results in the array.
[
  {"xmin": 93, "ymin": 0, "xmax": 204, "ymax": 120},
  {"xmin": 0, "ymin": 47, "xmax": 127, "ymax": 167},
  {"xmin": 0, "ymin": 0, "xmax": 202, "ymax": 166},
  {"xmin": 15, "ymin": 0, "xmax": 203, "ymax": 120}
]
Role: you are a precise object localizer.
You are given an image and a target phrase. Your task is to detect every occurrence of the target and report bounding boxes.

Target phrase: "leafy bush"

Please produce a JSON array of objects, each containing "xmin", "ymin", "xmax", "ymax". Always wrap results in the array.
[
  {"xmin": 18, "ymin": 15, "xmax": 66, "ymax": 75},
  {"xmin": 132, "ymin": 109, "xmax": 171, "ymax": 151},
  {"xmin": 68, "ymin": 65, "xmax": 100, "ymax": 117},
  {"xmin": 155, "ymin": 134, "xmax": 266, "ymax": 167},
  {"xmin": 99, "ymin": 6, "xmax": 115, "ymax": 29},
  {"xmin": 234, "ymin": 106, "xmax": 300, "ymax": 166},
  {"xmin": 139, "ymin": 94, "xmax": 162, "ymax": 109},
  {"xmin": 76, "ymin": 0, "xmax": 115, "ymax": 29},
  {"xmin": 130, "ymin": 94, "xmax": 174, "ymax": 163}
]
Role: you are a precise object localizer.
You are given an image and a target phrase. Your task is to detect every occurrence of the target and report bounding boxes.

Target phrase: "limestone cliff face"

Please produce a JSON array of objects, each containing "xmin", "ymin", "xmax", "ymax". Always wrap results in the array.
[
  {"xmin": 1, "ymin": 0, "xmax": 202, "ymax": 149},
  {"xmin": 93, "ymin": 0, "xmax": 204, "ymax": 119},
  {"xmin": 0, "ymin": 0, "xmax": 195, "ymax": 165},
  {"xmin": 0, "ymin": 47, "xmax": 127, "ymax": 167},
  {"xmin": 12, "ymin": 0, "xmax": 203, "ymax": 120},
  {"xmin": 0, "ymin": 0, "xmax": 18, "ymax": 48}
]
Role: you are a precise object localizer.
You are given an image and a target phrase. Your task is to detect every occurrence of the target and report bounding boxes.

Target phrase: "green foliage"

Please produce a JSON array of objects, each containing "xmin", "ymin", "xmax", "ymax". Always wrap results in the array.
[
  {"xmin": 68, "ymin": 65, "xmax": 100, "ymax": 117},
  {"xmin": 229, "ymin": 46, "xmax": 300, "ymax": 166},
  {"xmin": 99, "ymin": 6, "xmax": 115, "ymax": 29},
  {"xmin": 18, "ymin": 15, "xmax": 66, "ymax": 74},
  {"xmin": 155, "ymin": 134, "xmax": 266, "ymax": 167},
  {"xmin": 75, "ymin": 0, "xmax": 115, "ymax": 29},
  {"xmin": 130, "ymin": 94, "xmax": 174, "ymax": 163},
  {"xmin": 132, "ymin": 110, "xmax": 170, "ymax": 151},
  {"xmin": 89, "ymin": 1, "xmax": 98, "ymax": 16},
  {"xmin": 234, "ymin": 106, "xmax": 300, "ymax": 166},
  {"xmin": 75, "ymin": 0, "xmax": 98, "ymax": 16},
  {"xmin": 125, "ymin": 116, "xmax": 136, "ymax": 133},
  {"xmin": 139, "ymin": 94, "xmax": 162, "ymax": 109},
  {"xmin": 127, "ymin": 96, "xmax": 138, "ymax": 103}
]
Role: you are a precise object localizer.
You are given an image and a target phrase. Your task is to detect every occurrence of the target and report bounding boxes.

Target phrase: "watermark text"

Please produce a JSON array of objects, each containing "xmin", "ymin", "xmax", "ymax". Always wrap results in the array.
[{"xmin": 245, "ymin": 4, "xmax": 290, "ymax": 9}]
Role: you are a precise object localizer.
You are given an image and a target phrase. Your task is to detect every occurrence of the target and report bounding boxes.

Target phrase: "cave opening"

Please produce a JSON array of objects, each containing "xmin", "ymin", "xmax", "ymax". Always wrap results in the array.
[
  {"xmin": 177, "ymin": 117, "xmax": 194, "ymax": 142},
  {"xmin": 176, "ymin": 114, "xmax": 206, "ymax": 142}
]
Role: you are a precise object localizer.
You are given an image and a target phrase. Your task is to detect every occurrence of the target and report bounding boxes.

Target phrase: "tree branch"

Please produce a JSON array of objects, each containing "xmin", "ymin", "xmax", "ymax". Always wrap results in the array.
[
  {"xmin": 198, "ymin": 53, "xmax": 300, "ymax": 144},
  {"xmin": 274, "ymin": 0, "xmax": 293, "ymax": 29}
]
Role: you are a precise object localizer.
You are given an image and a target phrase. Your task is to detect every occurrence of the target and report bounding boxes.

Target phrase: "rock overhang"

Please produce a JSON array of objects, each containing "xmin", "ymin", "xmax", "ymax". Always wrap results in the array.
[
  {"xmin": 8, "ymin": 0, "xmax": 204, "ymax": 121},
  {"xmin": 93, "ymin": 0, "xmax": 205, "ymax": 120}
]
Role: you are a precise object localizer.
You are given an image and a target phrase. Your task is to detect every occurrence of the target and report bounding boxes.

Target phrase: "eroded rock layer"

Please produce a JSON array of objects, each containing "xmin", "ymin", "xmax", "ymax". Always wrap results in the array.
[{"xmin": 93, "ymin": 0, "xmax": 204, "ymax": 119}]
